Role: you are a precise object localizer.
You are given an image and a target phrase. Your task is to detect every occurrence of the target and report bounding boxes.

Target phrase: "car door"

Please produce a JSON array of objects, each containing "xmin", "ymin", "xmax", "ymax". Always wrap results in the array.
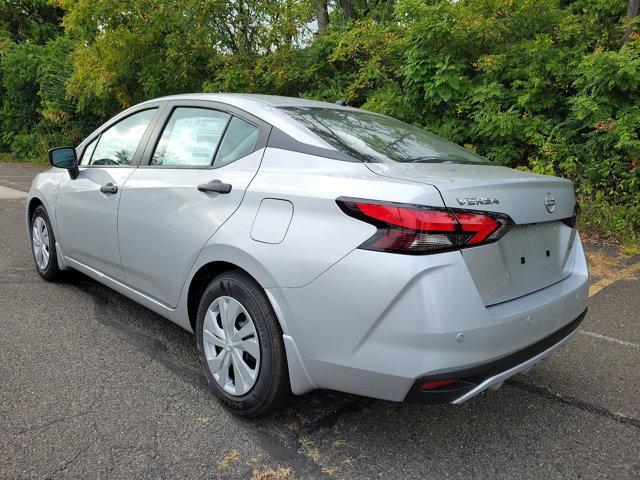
[
  {"xmin": 117, "ymin": 100, "xmax": 270, "ymax": 307},
  {"xmin": 56, "ymin": 105, "xmax": 163, "ymax": 280}
]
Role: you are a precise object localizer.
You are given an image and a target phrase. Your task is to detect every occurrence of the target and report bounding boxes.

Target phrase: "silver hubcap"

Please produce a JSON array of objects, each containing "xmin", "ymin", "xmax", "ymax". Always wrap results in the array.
[
  {"xmin": 203, "ymin": 296, "xmax": 260, "ymax": 396},
  {"xmin": 32, "ymin": 216, "xmax": 50, "ymax": 270}
]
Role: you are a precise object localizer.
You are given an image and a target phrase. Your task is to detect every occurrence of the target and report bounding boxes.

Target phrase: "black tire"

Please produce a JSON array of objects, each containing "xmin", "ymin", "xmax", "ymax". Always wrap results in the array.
[
  {"xmin": 196, "ymin": 270, "xmax": 290, "ymax": 416},
  {"xmin": 30, "ymin": 205, "xmax": 61, "ymax": 281}
]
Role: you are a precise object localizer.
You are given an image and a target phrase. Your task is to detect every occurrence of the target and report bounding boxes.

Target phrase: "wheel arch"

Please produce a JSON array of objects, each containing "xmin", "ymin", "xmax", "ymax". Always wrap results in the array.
[
  {"xmin": 185, "ymin": 245, "xmax": 282, "ymax": 332},
  {"xmin": 187, "ymin": 261, "xmax": 243, "ymax": 332},
  {"xmin": 25, "ymin": 193, "xmax": 48, "ymax": 240},
  {"xmin": 184, "ymin": 247, "xmax": 317, "ymax": 395},
  {"xmin": 27, "ymin": 196, "xmax": 44, "ymax": 222},
  {"xmin": 26, "ymin": 180, "xmax": 60, "ymax": 242}
]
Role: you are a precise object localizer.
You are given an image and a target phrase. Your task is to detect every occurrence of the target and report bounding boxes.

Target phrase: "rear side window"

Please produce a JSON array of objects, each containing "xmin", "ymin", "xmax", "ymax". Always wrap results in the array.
[
  {"xmin": 214, "ymin": 117, "xmax": 259, "ymax": 167},
  {"xmin": 151, "ymin": 107, "xmax": 230, "ymax": 167},
  {"xmin": 85, "ymin": 108, "xmax": 157, "ymax": 166},
  {"xmin": 279, "ymin": 106, "xmax": 491, "ymax": 165}
]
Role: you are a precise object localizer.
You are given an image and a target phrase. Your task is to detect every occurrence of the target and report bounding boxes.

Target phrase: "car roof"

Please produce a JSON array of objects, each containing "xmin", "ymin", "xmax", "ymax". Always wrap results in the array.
[
  {"xmin": 137, "ymin": 93, "xmax": 355, "ymax": 149},
  {"xmin": 144, "ymin": 92, "xmax": 351, "ymax": 109}
]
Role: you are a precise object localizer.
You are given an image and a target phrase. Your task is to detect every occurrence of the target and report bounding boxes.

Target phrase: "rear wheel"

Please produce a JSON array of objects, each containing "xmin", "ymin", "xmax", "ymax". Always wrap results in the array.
[
  {"xmin": 30, "ymin": 205, "xmax": 61, "ymax": 281},
  {"xmin": 196, "ymin": 270, "xmax": 289, "ymax": 416}
]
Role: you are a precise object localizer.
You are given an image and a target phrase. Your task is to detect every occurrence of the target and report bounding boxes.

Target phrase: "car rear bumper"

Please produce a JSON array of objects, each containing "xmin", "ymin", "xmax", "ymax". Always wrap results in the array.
[
  {"xmin": 403, "ymin": 308, "xmax": 586, "ymax": 404},
  {"xmin": 269, "ymin": 233, "xmax": 589, "ymax": 401}
]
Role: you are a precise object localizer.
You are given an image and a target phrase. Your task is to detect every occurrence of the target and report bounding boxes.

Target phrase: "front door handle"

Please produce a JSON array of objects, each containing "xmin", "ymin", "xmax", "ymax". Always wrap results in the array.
[
  {"xmin": 100, "ymin": 183, "xmax": 118, "ymax": 194},
  {"xmin": 197, "ymin": 179, "xmax": 232, "ymax": 194}
]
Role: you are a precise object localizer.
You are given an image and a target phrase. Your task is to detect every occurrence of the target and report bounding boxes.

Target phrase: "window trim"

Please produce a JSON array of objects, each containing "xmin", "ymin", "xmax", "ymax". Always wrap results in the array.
[
  {"xmin": 76, "ymin": 103, "xmax": 166, "ymax": 168},
  {"xmin": 139, "ymin": 100, "xmax": 271, "ymax": 170},
  {"xmin": 79, "ymin": 136, "xmax": 99, "ymax": 165},
  {"xmin": 213, "ymin": 115, "xmax": 262, "ymax": 169}
]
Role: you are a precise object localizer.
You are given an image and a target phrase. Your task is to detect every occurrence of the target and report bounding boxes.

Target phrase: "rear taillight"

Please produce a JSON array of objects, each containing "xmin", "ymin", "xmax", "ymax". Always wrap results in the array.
[
  {"xmin": 336, "ymin": 198, "xmax": 514, "ymax": 254},
  {"xmin": 561, "ymin": 202, "xmax": 580, "ymax": 229}
]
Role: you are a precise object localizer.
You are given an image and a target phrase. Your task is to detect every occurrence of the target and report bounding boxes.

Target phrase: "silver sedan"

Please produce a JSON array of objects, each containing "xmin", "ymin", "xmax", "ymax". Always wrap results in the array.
[{"xmin": 27, "ymin": 94, "xmax": 588, "ymax": 416}]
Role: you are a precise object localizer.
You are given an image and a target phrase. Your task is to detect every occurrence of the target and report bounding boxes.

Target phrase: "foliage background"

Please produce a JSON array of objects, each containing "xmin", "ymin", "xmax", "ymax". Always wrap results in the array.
[{"xmin": 1, "ymin": 0, "xmax": 639, "ymax": 243}]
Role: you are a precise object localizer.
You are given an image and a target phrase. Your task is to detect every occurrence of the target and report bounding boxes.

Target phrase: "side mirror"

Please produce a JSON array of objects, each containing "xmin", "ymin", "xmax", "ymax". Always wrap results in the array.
[{"xmin": 48, "ymin": 147, "xmax": 79, "ymax": 180}]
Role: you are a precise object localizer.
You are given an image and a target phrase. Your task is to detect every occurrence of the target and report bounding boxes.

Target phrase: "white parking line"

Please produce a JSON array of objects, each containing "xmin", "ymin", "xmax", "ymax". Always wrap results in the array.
[
  {"xmin": 583, "ymin": 259, "xmax": 640, "ymax": 348},
  {"xmin": 578, "ymin": 330, "xmax": 640, "ymax": 349},
  {"xmin": 0, "ymin": 185, "xmax": 27, "ymax": 199}
]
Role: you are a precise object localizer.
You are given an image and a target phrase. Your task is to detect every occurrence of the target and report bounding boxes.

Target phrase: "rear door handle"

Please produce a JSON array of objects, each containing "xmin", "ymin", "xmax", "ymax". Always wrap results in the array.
[
  {"xmin": 100, "ymin": 183, "xmax": 118, "ymax": 194},
  {"xmin": 197, "ymin": 179, "xmax": 232, "ymax": 194}
]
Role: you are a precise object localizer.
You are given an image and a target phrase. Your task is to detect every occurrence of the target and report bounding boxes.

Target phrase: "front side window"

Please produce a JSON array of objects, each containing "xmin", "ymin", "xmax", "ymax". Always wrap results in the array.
[
  {"xmin": 80, "ymin": 137, "xmax": 98, "ymax": 165},
  {"xmin": 86, "ymin": 108, "xmax": 157, "ymax": 166},
  {"xmin": 279, "ymin": 106, "xmax": 492, "ymax": 165},
  {"xmin": 151, "ymin": 108, "xmax": 230, "ymax": 167}
]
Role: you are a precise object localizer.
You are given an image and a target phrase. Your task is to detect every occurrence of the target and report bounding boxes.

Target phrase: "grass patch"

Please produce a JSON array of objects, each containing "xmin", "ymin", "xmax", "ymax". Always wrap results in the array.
[
  {"xmin": 0, "ymin": 152, "xmax": 49, "ymax": 166},
  {"xmin": 578, "ymin": 195, "xmax": 640, "ymax": 252}
]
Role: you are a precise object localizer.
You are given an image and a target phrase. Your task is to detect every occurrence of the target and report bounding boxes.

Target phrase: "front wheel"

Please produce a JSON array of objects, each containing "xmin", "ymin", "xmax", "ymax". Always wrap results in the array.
[
  {"xmin": 196, "ymin": 270, "xmax": 290, "ymax": 416},
  {"xmin": 30, "ymin": 205, "xmax": 61, "ymax": 281}
]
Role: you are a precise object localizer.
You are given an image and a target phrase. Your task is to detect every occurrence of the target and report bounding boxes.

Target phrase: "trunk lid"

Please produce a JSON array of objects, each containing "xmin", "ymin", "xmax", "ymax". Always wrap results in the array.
[{"xmin": 366, "ymin": 163, "xmax": 577, "ymax": 305}]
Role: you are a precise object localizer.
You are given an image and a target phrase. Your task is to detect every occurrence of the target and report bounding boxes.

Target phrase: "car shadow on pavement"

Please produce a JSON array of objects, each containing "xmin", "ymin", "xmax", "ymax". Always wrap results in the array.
[
  {"xmin": 61, "ymin": 272, "xmax": 552, "ymax": 448},
  {"xmin": 60, "ymin": 268, "xmax": 541, "ymax": 418}
]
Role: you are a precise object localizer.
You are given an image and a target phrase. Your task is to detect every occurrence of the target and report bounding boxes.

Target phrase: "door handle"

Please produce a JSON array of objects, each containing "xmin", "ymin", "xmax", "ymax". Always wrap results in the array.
[
  {"xmin": 197, "ymin": 179, "xmax": 232, "ymax": 194},
  {"xmin": 100, "ymin": 183, "xmax": 118, "ymax": 194}
]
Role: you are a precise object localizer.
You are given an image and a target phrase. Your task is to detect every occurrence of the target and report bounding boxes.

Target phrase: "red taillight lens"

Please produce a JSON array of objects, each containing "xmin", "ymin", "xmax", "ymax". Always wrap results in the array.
[
  {"xmin": 337, "ymin": 198, "xmax": 513, "ymax": 254},
  {"xmin": 455, "ymin": 212, "xmax": 501, "ymax": 245},
  {"xmin": 354, "ymin": 203, "xmax": 457, "ymax": 231}
]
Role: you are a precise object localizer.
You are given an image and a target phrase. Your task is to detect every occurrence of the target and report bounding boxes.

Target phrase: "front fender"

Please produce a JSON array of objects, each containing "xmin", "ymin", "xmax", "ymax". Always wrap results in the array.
[
  {"xmin": 25, "ymin": 169, "xmax": 63, "ymax": 237},
  {"xmin": 26, "ymin": 169, "xmax": 67, "ymax": 268}
]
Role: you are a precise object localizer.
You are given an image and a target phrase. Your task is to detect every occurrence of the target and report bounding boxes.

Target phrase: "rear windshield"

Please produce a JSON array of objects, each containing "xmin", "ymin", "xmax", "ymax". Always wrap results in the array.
[{"xmin": 279, "ymin": 106, "xmax": 492, "ymax": 165}]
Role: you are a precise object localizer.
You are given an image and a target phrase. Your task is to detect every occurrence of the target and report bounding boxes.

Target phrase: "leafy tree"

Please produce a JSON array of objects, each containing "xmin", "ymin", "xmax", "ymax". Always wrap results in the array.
[
  {"xmin": 624, "ymin": 0, "xmax": 639, "ymax": 41},
  {"xmin": 1, "ymin": 0, "xmax": 639, "ymax": 241},
  {"xmin": 0, "ymin": 0, "xmax": 65, "ymax": 152},
  {"xmin": 0, "ymin": 41, "xmax": 43, "ymax": 154},
  {"xmin": 0, "ymin": 0, "xmax": 63, "ymax": 44},
  {"xmin": 316, "ymin": 1, "xmax": 329, "ymax": 33},
  {"xmin": 55, "ymin": 0, "xmax": 314, "ymax": 116}
]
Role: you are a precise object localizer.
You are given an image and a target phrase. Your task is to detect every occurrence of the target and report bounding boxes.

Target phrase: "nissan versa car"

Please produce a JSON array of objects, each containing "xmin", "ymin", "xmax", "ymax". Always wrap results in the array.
[{"xmin": 27, "ymin": 94, "xmax": 588, "ymax": 416}]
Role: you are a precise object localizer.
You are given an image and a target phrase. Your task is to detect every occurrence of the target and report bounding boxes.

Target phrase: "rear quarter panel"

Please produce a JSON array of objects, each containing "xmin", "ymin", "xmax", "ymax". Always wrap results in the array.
[{"xmin": 194, "ymin": 148, "xmax": 447, "ymax": 290}]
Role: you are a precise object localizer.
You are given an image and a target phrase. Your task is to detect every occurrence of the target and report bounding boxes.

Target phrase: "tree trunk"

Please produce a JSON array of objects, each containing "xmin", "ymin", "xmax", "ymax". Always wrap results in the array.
[
  {"xmin": 338, "ymin": 0, "xmax": 357, "ymax": 21},
  {"xmin": 625, "ymin": 0, "xmax": 639, "ymax": 43},
  {"xmin": 316, "ymin": 1, "xmax": 329, "ymax": 34}
]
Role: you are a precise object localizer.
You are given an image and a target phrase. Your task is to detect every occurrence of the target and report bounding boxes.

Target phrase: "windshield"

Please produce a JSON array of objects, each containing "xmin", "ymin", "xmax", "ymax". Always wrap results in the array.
[{"xmin": 279, "ymin": 106, "xmax": 492, "ymax": 165}]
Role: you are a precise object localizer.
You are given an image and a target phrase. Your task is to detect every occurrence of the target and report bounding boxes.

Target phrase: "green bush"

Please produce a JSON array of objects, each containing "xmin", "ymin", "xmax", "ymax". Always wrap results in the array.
[{"xmin": 1, "ymin": 0, "xmax": 639, "ymax": 243}]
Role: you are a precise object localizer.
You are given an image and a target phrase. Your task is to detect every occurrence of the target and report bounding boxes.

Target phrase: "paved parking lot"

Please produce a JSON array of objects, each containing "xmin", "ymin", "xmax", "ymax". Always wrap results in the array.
[{"xmin": 1, "ymin": 163, "xmax": 638, "ymax": 479}]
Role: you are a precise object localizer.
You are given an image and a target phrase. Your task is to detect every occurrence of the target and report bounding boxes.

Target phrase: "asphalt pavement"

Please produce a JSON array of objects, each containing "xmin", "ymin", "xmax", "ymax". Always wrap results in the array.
[{"xmin": 1, "ymin": 163, "xmax": 638, "ymax": 479}]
